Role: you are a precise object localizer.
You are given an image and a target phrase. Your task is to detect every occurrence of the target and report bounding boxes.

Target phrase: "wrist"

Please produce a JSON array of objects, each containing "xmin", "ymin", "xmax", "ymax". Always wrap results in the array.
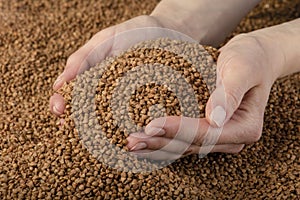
[
  {"xmin": 249, "ymin": 19, "xmax": 300, "ymax": 80},
  {"xmin": 149, "ymin": 1, "xmax": 207, "ymax": 43},
  {"xmin": 151, "ymin": 0, "xmax": 261, "ymax": 47}
]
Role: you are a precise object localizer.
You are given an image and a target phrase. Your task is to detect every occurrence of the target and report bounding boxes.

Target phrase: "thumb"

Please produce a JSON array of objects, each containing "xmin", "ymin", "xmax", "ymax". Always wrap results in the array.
[{"xmin": 206, "ymin": 60, "xmax": 257, "ymax": 127}]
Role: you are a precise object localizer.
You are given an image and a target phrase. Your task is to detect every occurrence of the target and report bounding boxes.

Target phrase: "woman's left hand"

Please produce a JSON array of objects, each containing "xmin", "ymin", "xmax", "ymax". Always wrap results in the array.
[{"xmin": 126, "ymin": 30, "xmax": 286, "ymax": 160}]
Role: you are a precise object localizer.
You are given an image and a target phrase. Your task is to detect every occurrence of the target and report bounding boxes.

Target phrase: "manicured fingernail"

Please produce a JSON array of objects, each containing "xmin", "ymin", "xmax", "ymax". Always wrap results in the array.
[
  {"xmin": 53, "ymin": 75, "xmax": 64, "ymax": 90},
  {"xmin": 210, "ymin": 106, "xmax": 226, "ymax": 127},
  {"xmin": 130, "ymin": 142, "xmax": 147, "ymax": 151},
  {"xmin": 145, "ymin": 127, "xmax": 165, "ymax": 136},
  {"xmin": 53, "ymin": 105, "xmax": 62, "ymax": 115}
]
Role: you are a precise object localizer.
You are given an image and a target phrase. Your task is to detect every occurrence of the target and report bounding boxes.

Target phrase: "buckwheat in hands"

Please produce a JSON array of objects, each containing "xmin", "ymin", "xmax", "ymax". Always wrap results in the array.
[{"xmin": 49, "ymin": 0, "xmax": 300, "ymax": 160}]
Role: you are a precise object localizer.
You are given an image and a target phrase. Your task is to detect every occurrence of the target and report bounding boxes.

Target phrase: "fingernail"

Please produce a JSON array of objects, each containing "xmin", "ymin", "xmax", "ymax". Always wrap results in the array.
[
  {"xmin": 130, "ymin": 142, "xmax": 147, "ymax": 151},
  {"xmin": 53, "ymin": 105, "xmax": 62, "ymax": 115},
  {"xmin": 210, "ymin": 106, "xmax": 226, "ymax": 127},
  {"xmin": 53, "ymin": 75, "xmax": 64, "ymax": 90},
  {"xmin": 145, "ymin": 127, "xmax": 165, "ymax": 136}
]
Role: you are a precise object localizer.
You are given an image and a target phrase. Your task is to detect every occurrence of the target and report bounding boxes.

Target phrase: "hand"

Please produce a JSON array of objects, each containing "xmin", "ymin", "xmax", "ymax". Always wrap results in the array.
[
  {"xmin": 126, "ymin": 32, "xmax": 283, "ymax": 160},
  {"xmin": 50, "ymin": 15, "xmax": 169, "ymax": 116},
  {"xmin": 127, "ymin": 19, "xmax": 300, "ymax": 160}
]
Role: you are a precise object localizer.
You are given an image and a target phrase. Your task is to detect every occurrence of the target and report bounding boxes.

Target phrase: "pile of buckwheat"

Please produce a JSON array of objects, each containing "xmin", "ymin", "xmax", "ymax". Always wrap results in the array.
[{"xmin": 0, "ymin": 0, "xmax": 299, "ymax": 199}]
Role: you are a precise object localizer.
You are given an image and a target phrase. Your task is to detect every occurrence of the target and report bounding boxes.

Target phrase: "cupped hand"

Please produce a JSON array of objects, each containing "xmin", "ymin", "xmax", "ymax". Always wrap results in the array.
[
  {"xmin": 50, "ymin": 15, "xmax": 170, "ymax": 116},
  {"xmin": 127, "ymin": 33, "xmax": 282, "ymax": 160}
]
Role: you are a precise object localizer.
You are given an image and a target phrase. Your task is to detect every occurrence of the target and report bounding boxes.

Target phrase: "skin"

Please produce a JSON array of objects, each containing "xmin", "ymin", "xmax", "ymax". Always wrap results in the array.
[{"xmin": 50, "ymin": 0, "xmax": 300, "ymax": 160}]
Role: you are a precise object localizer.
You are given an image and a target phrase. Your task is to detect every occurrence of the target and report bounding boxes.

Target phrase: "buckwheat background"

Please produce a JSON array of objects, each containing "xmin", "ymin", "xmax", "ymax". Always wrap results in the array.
[{"xmin": 0, "ymin": 0, "xmax": 299, "ymax": 199}]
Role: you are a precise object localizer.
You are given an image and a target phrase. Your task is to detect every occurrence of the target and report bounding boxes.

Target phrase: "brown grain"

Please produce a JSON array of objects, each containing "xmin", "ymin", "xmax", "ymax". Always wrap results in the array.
[{"xmin": 0, "ymin": 0, "xmax": 299, "ymax": 199}]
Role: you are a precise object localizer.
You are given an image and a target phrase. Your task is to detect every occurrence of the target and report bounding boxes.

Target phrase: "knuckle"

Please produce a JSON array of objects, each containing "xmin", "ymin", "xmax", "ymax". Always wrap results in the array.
[
  {"xmin": 233, "ymin": 122, "xmax": 262, "ymax": 144},
  {"xmin": 66, "ymin": 53, "xmax": 78, "ymax": 68},
  {"xmin": 217, "ymin": 51, "xmax": 237, "ymax": 76},
  {"xmin": 231, "ymin": 144, "xmax": 245, "ymax": 154},
  {"xmin": 247, "ymin": 124, "xmax": 263, "ymax": 143},
  {"xmin": 219, "ymin": 34, "xmax": 262, "ymax": 73},
  {"xmin": 248, "ymin": 113, "xmax": 264, "ymax": 143},
  {"xmin": 225, "ymin": 88, "xmax": 242, "ymax": 110},
  {"xmin": 230, "ymin": 33, "xmax": 259, "ymax": 47},
  {"xmin": 236, "ymin": 114, "xmax": 263, "ymax": 144},
  {"xmin": 221, "ymin": 62, "xmax": 252, "ymax": 77}
]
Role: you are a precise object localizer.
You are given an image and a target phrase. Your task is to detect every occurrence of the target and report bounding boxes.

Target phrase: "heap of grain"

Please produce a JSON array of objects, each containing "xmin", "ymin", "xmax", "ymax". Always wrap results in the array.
[
  {"xmin": 59, "ymin": 38, "xmax": 219, "ymax": 172},
  {"xmin": 0, "ymin": 0, "xmax": 299, "ymax": 199}
]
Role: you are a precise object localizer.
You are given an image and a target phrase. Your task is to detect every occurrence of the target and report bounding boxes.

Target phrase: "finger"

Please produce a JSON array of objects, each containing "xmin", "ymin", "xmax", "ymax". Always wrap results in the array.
[
  {"xmin": 49, "ymin": 93, "xmax": 65, "ymax": 116},
  {"xmin": 216, "ymin": 86, "xmax": 269, "ymax": 144},
  {"xmin": 127, "ymin": 132, "xmax": 245, "ymax": 155},
  {"xmin": 145, "ymin": 116, "xmax": 210, "ymax": 145},
  {"xmin": 127, "ymin": 132, "xmax": 191, "ymax": 154},
  {"xmin": 132, "ymin": 144, "xmax": 245, "ymax": 161},
  {"xmin": 206, "ymin": 43, "xmax": 261, "ymax": 127},
  {"xmin": 132, "ymin": 149, "xmax": 182, "ymax": 161}
]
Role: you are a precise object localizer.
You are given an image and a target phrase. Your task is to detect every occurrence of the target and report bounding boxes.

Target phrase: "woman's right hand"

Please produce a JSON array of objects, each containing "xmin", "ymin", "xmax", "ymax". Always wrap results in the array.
[{"xmin": 49, "ymin": 15, "xmax": 168, "ymax": 116}]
